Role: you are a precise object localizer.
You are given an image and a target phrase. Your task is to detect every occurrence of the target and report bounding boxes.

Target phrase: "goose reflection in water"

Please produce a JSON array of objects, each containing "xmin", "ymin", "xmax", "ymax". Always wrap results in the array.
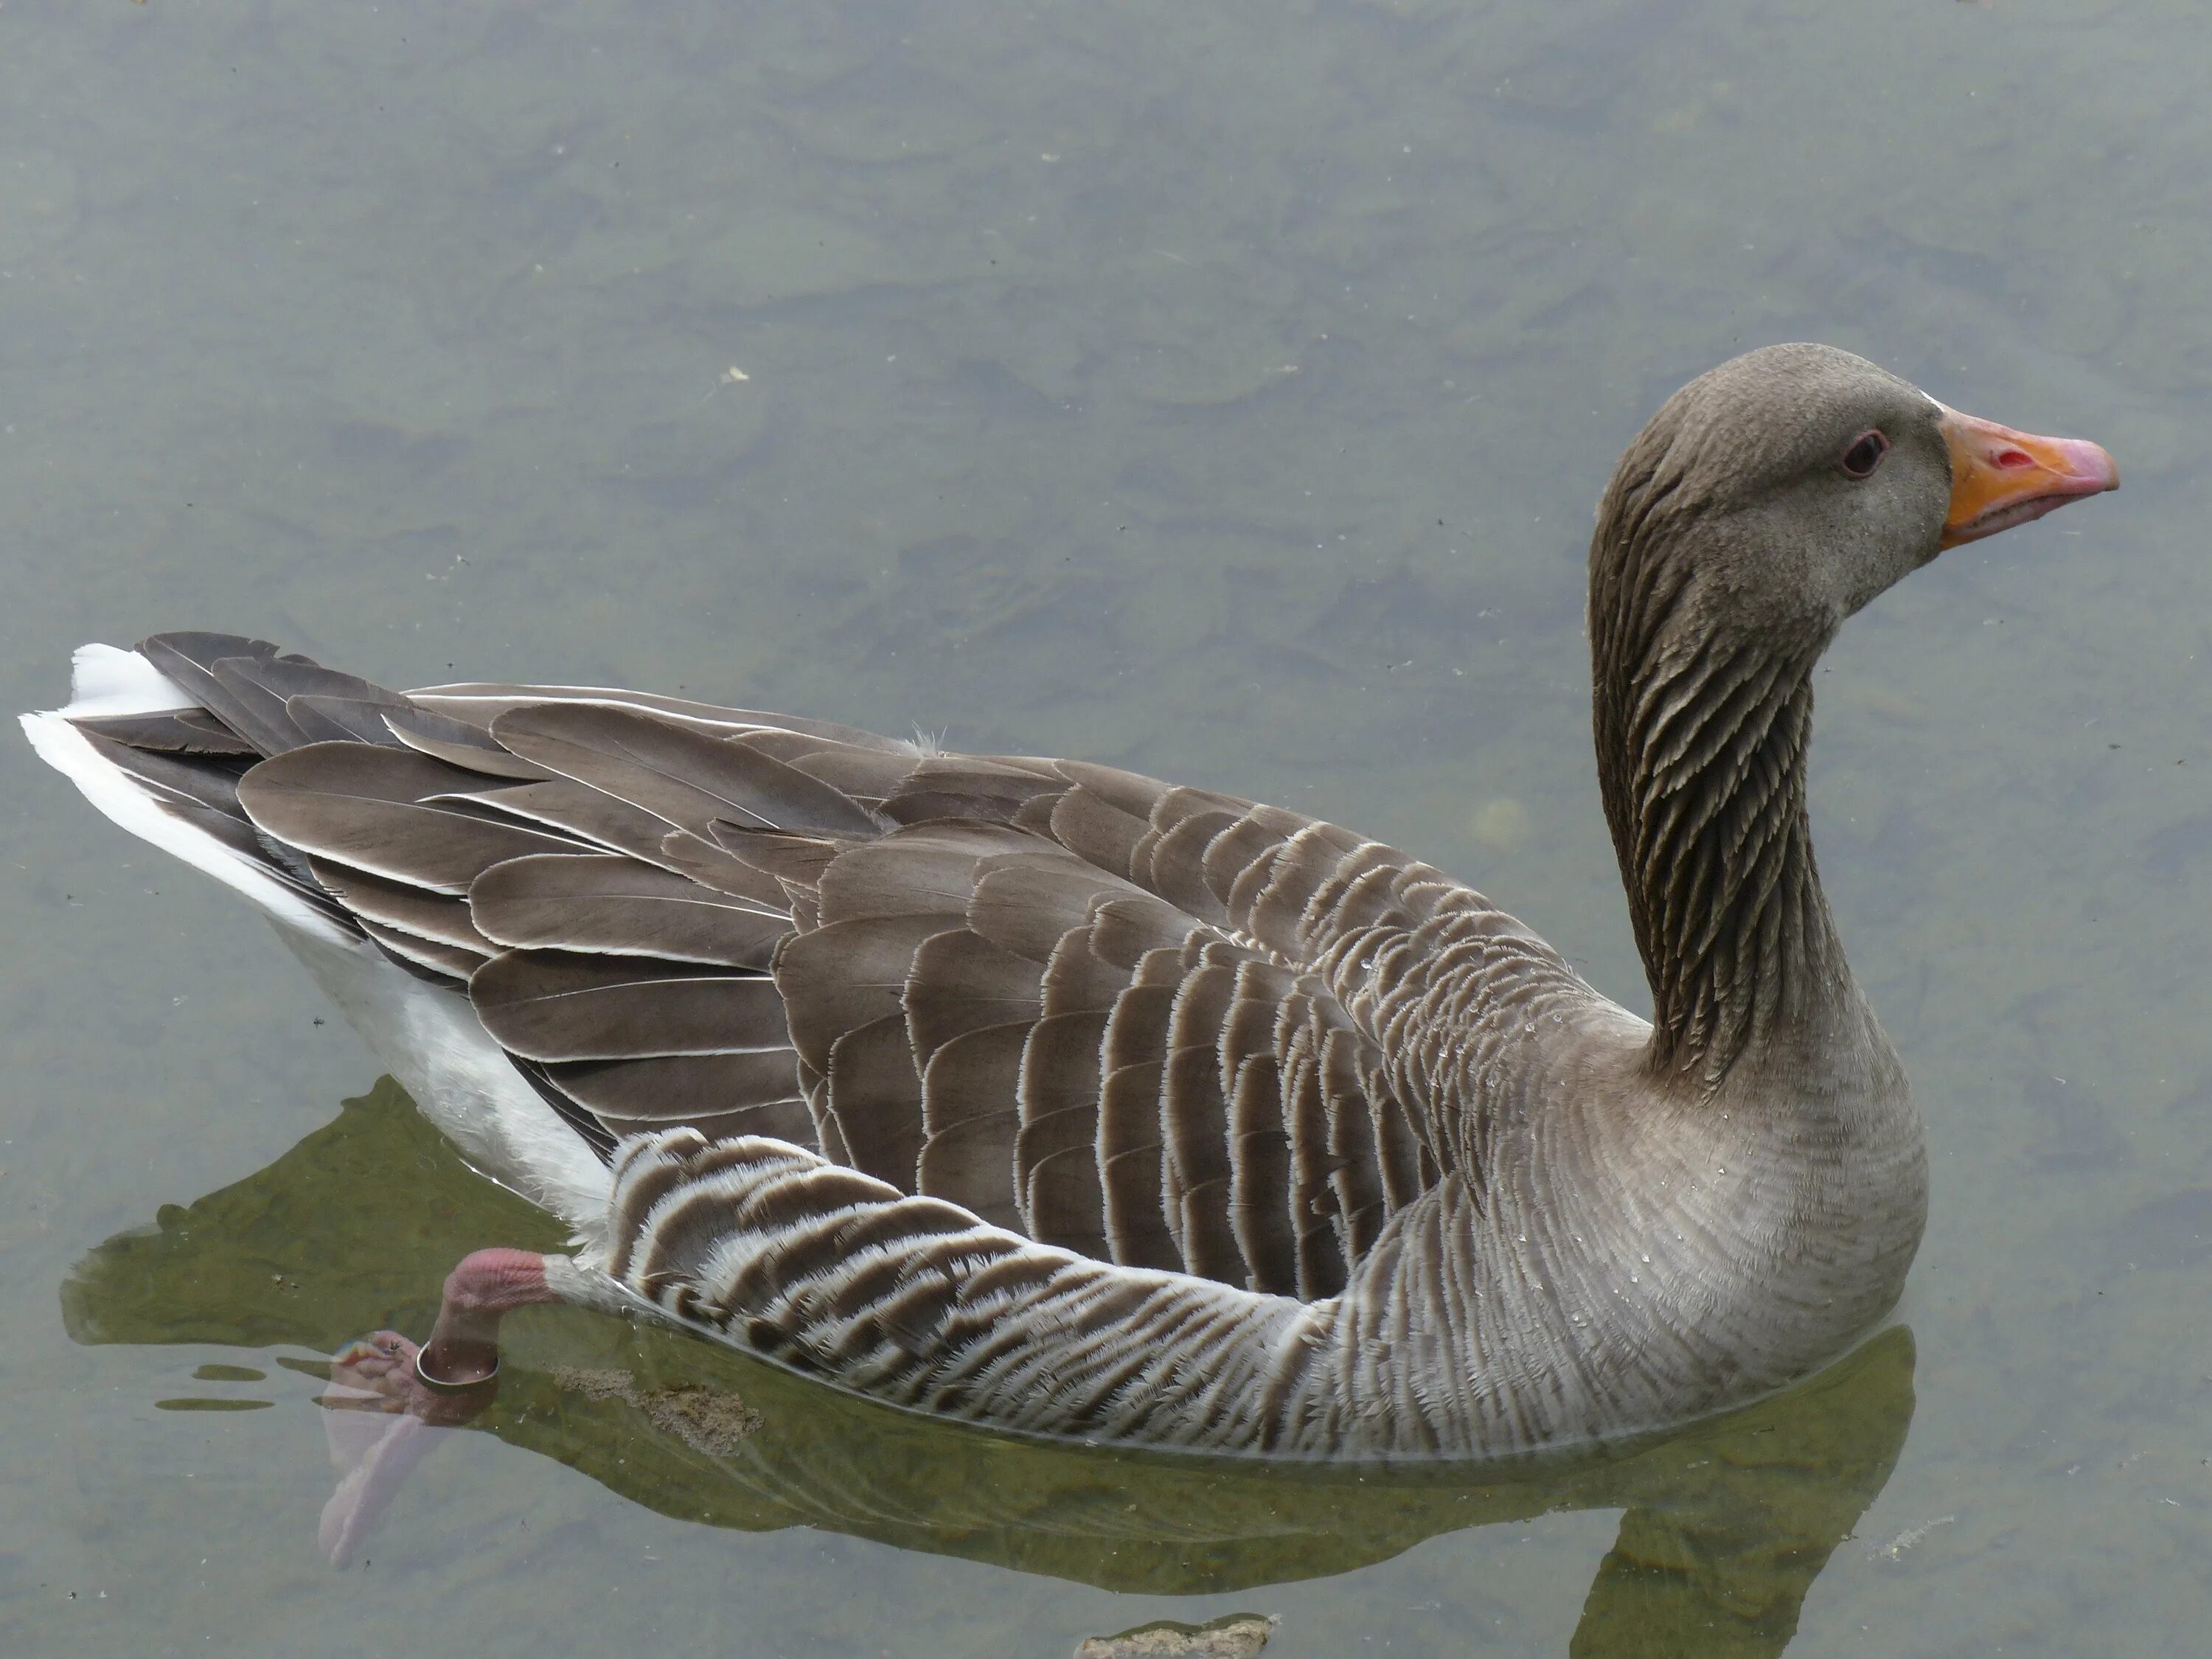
[{"xmin": 64, "ymin": 1077, "xmax": 1916, "ymax": 1658}]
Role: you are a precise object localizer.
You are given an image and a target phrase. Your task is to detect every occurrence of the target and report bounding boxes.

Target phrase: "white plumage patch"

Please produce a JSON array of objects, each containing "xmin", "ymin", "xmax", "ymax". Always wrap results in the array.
[
  {"xmin": 19, "ymin": 645, "xmax": 350, "ymax": 943},
  {"xmin": 276, "ymin": 929, "xmax": 614, "ymax": 1234},
  {"xmin": 58, "ymin": 641, "xmax": 193, "ymax": 717}
]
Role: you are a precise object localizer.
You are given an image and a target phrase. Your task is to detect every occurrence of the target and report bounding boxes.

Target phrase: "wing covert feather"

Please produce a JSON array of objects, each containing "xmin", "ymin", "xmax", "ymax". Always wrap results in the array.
[{"xmin": 89, "ymin": 644, "xmax": 1477, "ymax": 1298}]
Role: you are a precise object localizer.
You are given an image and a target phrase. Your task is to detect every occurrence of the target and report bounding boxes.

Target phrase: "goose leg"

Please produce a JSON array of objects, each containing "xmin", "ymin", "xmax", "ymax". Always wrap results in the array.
[
  {"xmin": 414, "ymin": 1247, "xmax": 560, "ymax": 1388},
  {"xmin": 314, "ymin": 1248, "xmax": 560, "ymax": 1565}
]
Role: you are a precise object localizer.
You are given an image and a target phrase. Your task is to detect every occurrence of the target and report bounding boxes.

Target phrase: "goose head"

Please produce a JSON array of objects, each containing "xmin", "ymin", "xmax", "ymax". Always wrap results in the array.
[
  {"xmin": 1594, "ymin": 343, "xmax": 2118, "ymax": 652},
  {"xmin": 1587, "ymin": 344, "xmax": 2117, "ymax": 1080}
]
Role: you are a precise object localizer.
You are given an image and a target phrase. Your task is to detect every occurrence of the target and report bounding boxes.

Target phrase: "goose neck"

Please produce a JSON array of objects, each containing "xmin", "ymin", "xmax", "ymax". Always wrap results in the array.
[{"xmin": 1590, "ymin": 601, "xmax": 1866, "ymax": 1088}]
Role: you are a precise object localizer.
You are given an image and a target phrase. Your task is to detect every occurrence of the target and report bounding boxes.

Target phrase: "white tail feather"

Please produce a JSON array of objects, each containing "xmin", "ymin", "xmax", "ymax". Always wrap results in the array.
[
  {"xmin": 59, "ymin": 641, "xmax": 194, "ymax": 717},
  {"xmin": 19, "ymin": 645, "xmax": 352, "ymax": 942}
]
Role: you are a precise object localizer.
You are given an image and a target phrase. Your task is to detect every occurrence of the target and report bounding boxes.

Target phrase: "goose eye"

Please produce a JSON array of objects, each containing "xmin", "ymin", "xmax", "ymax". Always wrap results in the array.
[{"xmin": 1840, "ymin": 430, "xmax": 1889, "ymax": 479}]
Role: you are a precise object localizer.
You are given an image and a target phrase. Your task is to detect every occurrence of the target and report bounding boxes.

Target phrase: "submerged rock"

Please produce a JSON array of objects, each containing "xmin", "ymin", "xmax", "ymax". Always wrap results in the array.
[
  {"xmin": 1072, "ymin": 1613, "xmax": 1276, "ymax": 1658},
  {"xmin": 553, "ymin": 1366, "xmax": 764, "ymax": 1457}
]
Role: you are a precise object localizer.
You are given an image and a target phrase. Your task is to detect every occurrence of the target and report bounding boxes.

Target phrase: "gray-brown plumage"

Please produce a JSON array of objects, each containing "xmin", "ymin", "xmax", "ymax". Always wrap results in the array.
[{"xmin": 25, "ymin": 344, "xmax": 2120, "ymax": 1457}]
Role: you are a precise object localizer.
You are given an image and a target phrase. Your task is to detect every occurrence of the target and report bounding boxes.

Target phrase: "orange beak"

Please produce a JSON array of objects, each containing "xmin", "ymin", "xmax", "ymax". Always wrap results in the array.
[{"xmin": 1937, "ymin": 406, "xmax": 2118, "ymax": 548}]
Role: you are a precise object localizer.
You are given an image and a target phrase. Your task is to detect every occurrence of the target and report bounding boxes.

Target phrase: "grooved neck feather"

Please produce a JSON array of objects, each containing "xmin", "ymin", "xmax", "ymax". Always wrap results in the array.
[{"xmin": 1589, "ymin": 457, "xmax": 1851, "ymax": 1085}]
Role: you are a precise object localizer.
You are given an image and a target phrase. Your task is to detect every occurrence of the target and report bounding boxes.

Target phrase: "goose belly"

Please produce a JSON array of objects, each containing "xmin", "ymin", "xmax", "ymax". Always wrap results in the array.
[{"xmin": 277, "ymin": 925, "xmax": 613, "ymax": 1239}]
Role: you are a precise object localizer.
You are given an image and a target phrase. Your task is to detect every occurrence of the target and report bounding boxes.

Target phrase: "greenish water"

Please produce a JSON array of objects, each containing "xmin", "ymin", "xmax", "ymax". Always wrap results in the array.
[{"xmin": 1, "ymin": 1, "xmax": 2205, "ymax": 1653}]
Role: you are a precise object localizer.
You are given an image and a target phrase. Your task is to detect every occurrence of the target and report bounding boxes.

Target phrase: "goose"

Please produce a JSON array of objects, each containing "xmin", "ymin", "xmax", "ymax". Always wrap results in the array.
[{"xmin": 21, "ymin": 344, "xmax": 2115, "ymax": 1459}]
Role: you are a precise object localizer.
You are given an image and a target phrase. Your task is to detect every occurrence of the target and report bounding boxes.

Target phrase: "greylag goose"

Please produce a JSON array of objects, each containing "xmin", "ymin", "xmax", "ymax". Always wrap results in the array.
[{"xmin": 22, "ymin": 344, "xmax": 2115, "ymax": 1458}]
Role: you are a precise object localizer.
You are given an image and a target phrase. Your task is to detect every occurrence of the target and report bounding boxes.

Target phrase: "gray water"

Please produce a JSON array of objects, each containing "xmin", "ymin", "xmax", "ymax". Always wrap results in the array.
[{"xmin": 2, "ymin": 1, "xmax": 2206, "ymax": 1654}]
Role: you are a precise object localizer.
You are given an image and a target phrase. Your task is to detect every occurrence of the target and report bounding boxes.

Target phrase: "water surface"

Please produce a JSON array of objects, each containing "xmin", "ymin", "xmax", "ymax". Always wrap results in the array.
[{"xmin": 3, "ymin": 2, "xmax": 2208, "ymax": 1654}]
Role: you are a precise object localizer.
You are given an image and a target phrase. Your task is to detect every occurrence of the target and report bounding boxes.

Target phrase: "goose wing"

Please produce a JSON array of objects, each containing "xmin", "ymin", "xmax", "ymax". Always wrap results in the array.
[{"xmin": 97, "ymin": 634, "xmax": 1446, "ymax": 1301}]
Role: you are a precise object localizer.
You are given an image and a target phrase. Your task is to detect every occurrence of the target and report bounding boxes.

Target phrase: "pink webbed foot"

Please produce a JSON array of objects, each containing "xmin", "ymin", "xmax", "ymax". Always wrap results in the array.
[
  {"xmin": 314, "ymin": 1249, "xmax": 560, "ymax": 1566},
  {"xmin": 317, "ymin": 1329, "xmax": 491, "ymax": 1565}
]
